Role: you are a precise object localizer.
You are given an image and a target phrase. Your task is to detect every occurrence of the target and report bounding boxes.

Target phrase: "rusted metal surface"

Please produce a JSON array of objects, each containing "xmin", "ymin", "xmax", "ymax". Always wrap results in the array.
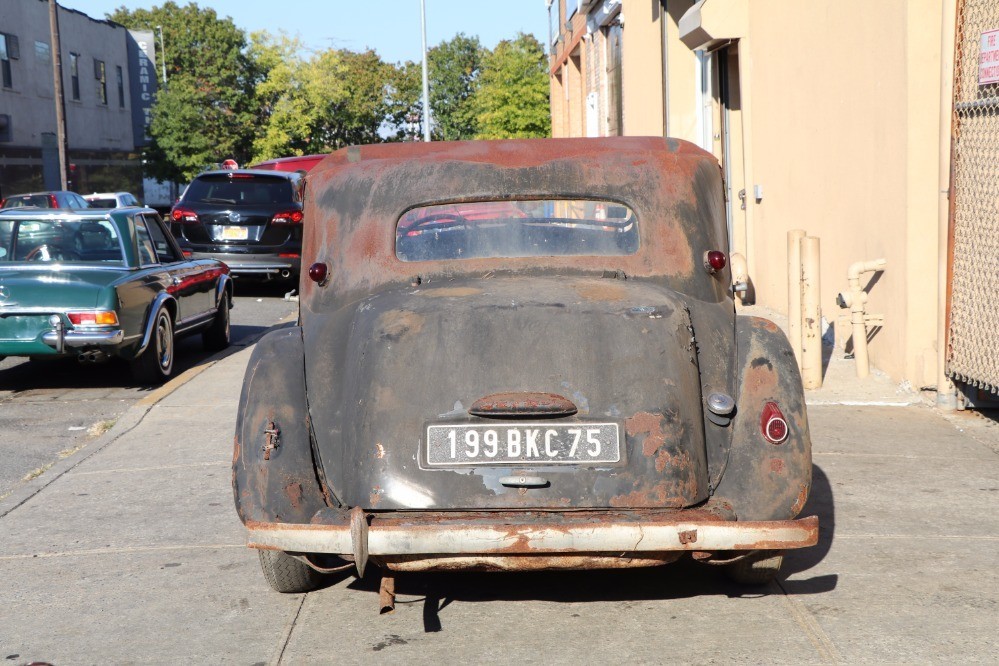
[
  {"xmin": 378, "ymin": 554, "xmax": 683, "ymax": 572},
  {"xmin": 231, "ymin": 327, "xmax": 331, "ymax": 526},
  {"xmin": 469, "ymin": 392, "xmax": 578, "ymax": 418},
  {"xmin": 245, "ymin": 509, "xmax": 819, "ymax": 565},
  {"xmin": 262, "ymin": 421, "xmax": 280, "ymax": 461},
  {"xmin": 378, "ymin": 574, "xmax": 396, "ymax": 614},
  {"xmin": 711, "ymin": 316, "xmax": 812, "ymax": 521}
]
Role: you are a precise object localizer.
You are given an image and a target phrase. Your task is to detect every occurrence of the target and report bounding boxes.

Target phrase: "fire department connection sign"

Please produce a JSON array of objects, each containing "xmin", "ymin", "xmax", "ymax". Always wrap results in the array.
[{"xmin": 980, "ymin": 29, "xmax": 999, "ymax": 86}]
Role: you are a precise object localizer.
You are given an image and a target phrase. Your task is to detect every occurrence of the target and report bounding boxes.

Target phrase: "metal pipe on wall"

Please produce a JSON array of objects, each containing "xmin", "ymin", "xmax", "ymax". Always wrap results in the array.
[
  {"xmin": 937, "ymin": 0, "xmax": 958, "ymax": 410},
  {"xmin": 800, "ymin": 236, "xmax": 822, "ymax": 389},
  {"xmin": 787, "ymin": 229, "xmax": 806, "ymax": 370}
]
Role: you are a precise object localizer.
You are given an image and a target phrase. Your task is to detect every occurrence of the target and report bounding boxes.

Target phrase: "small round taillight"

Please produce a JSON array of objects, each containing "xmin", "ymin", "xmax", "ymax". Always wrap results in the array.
[
  {"xmin": 308, "ymin": 262, "xmax": 329, "ymax": 285},
  {"xmin": 704, "ymin": 250, "xmax": 727, "ymax": 274},
  {"xmin": 760, "ymin": 401, "xmax": 789, "ymax": 444}
]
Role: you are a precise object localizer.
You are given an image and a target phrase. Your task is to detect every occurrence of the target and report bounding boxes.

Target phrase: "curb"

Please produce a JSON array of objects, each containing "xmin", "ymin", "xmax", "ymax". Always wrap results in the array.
[{"xmin": 0, "ymin": 317, "xmax": 294, "ymax": 520}]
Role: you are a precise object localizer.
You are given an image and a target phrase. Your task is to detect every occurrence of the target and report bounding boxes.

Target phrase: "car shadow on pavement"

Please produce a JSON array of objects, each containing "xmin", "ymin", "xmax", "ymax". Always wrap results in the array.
[{"xmin": 331, "ymin": 463, "xmax": 838, "ymax": 633}]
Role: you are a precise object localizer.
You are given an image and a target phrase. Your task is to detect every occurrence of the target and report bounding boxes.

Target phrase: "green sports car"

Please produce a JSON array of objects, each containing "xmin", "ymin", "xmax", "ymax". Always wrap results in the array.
[{"xmin": 0, "ymin": 207, "xmax": 232, "ymax": 384}]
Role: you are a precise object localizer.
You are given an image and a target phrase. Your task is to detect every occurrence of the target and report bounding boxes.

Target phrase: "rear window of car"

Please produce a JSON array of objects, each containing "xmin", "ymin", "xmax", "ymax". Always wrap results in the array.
[
  {"xmin": 86, "ymin": 198, "xmax": 118, "ymax": 209},
  {"xmin": 395, "ymin": 199, "xmax": 639, "ymax": 262},
  {"xmin": 183, "ymin": 174, "xmax": 295, "ymax": 205},
  {"xmin": 1, "ymin": 195, "xmax": 54, "ymax": 209},
  {"xmin": 0, "ymin": 218, "xmax": 125, "ymax": 264}
]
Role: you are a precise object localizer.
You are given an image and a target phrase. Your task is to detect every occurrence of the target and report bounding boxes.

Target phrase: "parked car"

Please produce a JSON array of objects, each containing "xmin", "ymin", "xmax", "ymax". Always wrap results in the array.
[
  {"xmin": 0, "ymin": 207, "xmax": 232, "ymax": 384},
  {"xmin": 84, "ymin": 191, "xmax": 142, "ymax": 209},
  {"xmin": 1, "ymin": 191, "xmax": 90, "ymax": 209},
  {"xmin": 248, "ymin": 154, "xmax": 327, "ymax": 173},
  {"xmin": 169, "ymin": 169, "xmax": 304, "ymax": 281},
  {"xmin": 233, "ymin": 137, "xmax": 818, "ymax": 596}
]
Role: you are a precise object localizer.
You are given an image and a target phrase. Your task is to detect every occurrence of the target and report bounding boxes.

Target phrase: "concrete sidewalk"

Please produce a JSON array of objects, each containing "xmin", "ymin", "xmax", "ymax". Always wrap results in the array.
[{"xmin": 1, "ymin": 334, "xmax": 997, "ymax": 664}]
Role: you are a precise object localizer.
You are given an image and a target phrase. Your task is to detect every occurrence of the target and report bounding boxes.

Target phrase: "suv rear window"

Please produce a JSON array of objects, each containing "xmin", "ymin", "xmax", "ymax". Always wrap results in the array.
[
  {"xmin": 184, "ymin": 174, "xmax": 295, "ymax": 206},
  {"xmin": 396, "ymin": 199, "xmax": 639, "ymax": 262}
]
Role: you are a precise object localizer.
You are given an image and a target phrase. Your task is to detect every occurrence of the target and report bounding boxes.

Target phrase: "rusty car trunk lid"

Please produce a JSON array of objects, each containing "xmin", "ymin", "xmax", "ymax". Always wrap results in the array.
[{"xmin": 304, "ymin": 276, "xmax": 714, "ymax": 511}]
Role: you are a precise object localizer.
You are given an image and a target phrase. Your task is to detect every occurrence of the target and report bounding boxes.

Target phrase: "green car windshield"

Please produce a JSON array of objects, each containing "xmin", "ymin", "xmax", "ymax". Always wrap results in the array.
[{"xmin": 0, "ymin": 218, "xmax": 125, "ymax": 265}]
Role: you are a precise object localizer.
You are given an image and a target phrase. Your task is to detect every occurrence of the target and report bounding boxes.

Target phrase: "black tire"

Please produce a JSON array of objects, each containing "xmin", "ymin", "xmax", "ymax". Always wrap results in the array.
[
  {"xmin": 130, "ymin": 307, "xmax": 175, "ymax": 385},
  {"xmin": 258, "ymin": 549, "xmax": 328, "ymax": 593},
  {"xmin": 202, "ymin": 294, "xmax": 231, "ymax": 352},
  {"xmin": 725, "ymin": 552, "xmax": 784, "ymax": 585}
]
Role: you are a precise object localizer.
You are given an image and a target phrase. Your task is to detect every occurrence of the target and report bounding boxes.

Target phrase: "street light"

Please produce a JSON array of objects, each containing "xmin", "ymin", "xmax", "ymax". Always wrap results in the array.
[
  {"xmin": 420, "ymin": 0, "xmax": 431, "ymax": 141},
  {"xmin": 157, "ymin": 25, "xmax": 167, "ymax": 85}
]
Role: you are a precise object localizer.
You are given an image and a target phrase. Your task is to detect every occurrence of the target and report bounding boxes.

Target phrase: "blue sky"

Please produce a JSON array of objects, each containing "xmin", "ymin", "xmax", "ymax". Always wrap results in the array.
[{"xmin": 62, "ymin": 0, "xmax": 550, "ymax": 64}]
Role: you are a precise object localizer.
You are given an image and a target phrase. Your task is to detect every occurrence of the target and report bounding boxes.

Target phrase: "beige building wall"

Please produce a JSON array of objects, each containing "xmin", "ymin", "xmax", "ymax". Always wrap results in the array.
[
  {"xmin": 549, "ymin": 0, "xmax": 949, "ymax": 389},
  {"xmin": 738, "ymin": 0, "xmax": 942, "ymax": 388},
  {"xmin": 620, "ymin": 0, "xmax": 664, "ymax": 136}
]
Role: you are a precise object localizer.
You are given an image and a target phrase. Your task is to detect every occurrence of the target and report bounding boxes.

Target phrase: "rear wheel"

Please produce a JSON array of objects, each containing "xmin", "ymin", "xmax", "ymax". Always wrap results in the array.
[
  {"xmin": 725, "ymin": 552, "xmax": 784, "ymax": 585},
  {"xmin": 202, "ymin": 294, "xmax": 231, "ymax": 352},
  {"xmin": 258, "ymin": 549, "xmax": 329, "ymax": 593},
  {"xmin": 130, "ymin": 308, "xmax": 174, "ymax": 385}
]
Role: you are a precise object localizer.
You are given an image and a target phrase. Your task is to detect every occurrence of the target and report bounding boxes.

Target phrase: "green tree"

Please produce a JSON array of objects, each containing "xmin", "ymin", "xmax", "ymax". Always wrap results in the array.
[
  {"xmin": 474, "ymin": 33, "xmax": 551, "ymax": 140},
  {"xmin": 250, "ymin": 38, "xmax": 395, "ymax": 160},
  {"xmin": 108, "ymin": 2, "xmax": 260, "ymax": 180},
  {"xmin": 428, "ymin": 34, "xmax": 484, "ymax": 141}
]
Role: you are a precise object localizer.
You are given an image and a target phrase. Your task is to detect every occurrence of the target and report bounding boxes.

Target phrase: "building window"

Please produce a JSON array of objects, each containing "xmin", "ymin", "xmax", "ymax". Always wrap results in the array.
[
  {"xmin": 548, "ymin": 1, "xmax": 557, "ymax": 45},
  {"xmin": 0, "ymin": 33, "xmax": 19, "ymax": 89},
  {"xmin": 34, "ymin": 41, "xmax": 50, "ymax": 64},
  {"xmin": 69, "ymin": 53, "xmax": 80, "ymax": 100},
  {"xmin": 94, "ymin": 59, "xmax": 107, "ymax": 105},
  {"xmin": 116, "ymin": 65, "xmax": 124, "ymax": 107}
]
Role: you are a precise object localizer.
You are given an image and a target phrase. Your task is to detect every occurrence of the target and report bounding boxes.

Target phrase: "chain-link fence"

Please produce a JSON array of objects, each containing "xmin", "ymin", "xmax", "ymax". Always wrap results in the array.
[{"xmin": 948, "ymin": 0, "xmax": 999, "ymax": 393}]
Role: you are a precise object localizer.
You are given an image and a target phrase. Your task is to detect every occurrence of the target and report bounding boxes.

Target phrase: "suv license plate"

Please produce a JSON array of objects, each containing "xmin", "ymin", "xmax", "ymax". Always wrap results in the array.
[
  {"xmin": 425, "ymin": 423, "xmax": 620, "ymax": 467},
  {"xmin": 221, "ymin": 226, "xmax": 248, "ymax": 240}
]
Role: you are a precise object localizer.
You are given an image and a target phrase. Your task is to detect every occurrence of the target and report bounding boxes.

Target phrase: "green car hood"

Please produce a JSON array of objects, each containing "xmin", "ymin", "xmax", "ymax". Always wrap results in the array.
[{"xmin": 0, "ymin": 267, "xmax": 126, "ymax": 310}]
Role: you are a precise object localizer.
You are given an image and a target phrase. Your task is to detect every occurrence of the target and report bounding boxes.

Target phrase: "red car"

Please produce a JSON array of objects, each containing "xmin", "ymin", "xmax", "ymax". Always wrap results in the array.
[{"xmin": 248, "ymin": 154, "xmax": 327, "ymax": 173}]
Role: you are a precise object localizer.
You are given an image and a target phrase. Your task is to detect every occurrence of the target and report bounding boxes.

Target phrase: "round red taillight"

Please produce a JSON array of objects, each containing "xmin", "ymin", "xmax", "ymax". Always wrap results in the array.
[
  {"xmin": 308, "ymin": 262, "xmax": 328, "ymax": 284},
  {"xmin": 704, "ymin": 250, "xmax": 727, "ymax": 274},
  {"xmin": 760, "ymin": 401, "xmax": 789, "ymax": 444}
]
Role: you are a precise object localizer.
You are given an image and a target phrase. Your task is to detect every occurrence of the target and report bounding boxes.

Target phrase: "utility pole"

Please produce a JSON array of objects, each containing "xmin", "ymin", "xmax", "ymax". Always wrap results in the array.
[
  {"xmin": 48, "ymin": 0, "xmax": 68, "ymax": 189},
  {"xmin": 420, "ymin": 0, "xmax": 431, "ymax": 141}
]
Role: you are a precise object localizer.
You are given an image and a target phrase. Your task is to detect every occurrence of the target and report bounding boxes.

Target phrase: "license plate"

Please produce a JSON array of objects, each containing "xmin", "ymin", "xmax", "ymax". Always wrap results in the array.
[
  {"xmin": 221, "ymin": 226, "xmax": 248, "ymax": 240},
  {"xmin": 425, "ymin": 423, "xmax": 620, "ymax": 467}
]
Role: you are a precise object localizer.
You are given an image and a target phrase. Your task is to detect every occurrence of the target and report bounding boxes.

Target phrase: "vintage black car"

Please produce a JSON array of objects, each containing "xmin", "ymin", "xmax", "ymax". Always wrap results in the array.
[{"xmin": 233, "ymin": 138, "xmax": 817, "ymax": 596}]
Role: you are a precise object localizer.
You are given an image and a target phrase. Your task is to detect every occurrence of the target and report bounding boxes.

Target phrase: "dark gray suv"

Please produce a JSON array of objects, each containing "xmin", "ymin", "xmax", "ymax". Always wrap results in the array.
[{"xmin": 169, "ymin": 169, "xmax": 304, "ymax": 281}]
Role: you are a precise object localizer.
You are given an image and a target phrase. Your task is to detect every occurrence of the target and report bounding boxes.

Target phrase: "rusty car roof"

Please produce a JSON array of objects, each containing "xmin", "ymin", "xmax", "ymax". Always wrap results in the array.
[{"xmin": 301, "ymin": 136, "xmax": 727, "ymax": 305}]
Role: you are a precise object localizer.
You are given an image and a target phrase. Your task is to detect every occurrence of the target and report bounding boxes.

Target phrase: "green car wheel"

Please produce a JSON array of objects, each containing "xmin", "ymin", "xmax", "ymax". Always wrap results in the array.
[{"xmin": 131, "ymin": 308, "xmax": 175, "ymax": 385}]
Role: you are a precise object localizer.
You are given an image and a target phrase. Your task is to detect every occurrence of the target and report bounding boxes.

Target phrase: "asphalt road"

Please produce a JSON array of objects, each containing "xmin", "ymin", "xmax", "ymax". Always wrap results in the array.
[{"xmin": 0, "ymin": 280, "xmax": 298, "ymax": 500}]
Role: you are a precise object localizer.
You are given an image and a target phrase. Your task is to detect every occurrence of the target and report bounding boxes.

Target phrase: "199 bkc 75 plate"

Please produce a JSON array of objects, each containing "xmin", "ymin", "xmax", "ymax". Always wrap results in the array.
[{"xmin": 425, "ymin": 423, "xmax": 621, "ymax": 467}]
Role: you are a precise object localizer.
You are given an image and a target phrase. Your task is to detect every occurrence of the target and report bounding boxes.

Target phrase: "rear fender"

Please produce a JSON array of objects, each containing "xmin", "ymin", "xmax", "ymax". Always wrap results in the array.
[
  {"xmin": 233, "ymin": 326, "xmax": 330, "ymax": 525},
  {"xmin": 712, "ymin": 316, "xmax": 811, "ymax": 521}
]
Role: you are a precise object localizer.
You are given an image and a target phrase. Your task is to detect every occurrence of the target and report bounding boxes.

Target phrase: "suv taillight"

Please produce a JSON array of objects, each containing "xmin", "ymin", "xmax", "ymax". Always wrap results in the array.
[
  {"xmin": 171, "ymin": 206, "xmax": 200, "ymax": 224},
  {"xmin": 271, "ymin": 210, "xmax": 304, "ymax": 225}
]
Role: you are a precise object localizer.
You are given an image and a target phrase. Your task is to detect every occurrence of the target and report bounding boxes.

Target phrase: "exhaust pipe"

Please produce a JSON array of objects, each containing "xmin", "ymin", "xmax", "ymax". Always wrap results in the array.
[
  {"xmin": 279, "ymin": 269, "xmax": 292, "ymax": 279},
  {"xmin": 77, "ymin": 350, "xmax": 109, "ymax": 364}
]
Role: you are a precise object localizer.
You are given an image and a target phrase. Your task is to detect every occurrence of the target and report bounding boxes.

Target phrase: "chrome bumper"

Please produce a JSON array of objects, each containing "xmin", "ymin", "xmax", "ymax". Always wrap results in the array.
[
  {"xmin": 43, "ymin": 328, "xmax": 124, "ymax": 349},
  {"xmin": 246, "ymin": 510, "xmax": 819, "ymax": 574}
]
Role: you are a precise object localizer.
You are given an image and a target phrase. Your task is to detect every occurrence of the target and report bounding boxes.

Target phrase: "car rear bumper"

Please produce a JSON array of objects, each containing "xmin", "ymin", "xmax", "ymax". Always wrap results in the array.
[
  {"xmin": 189, "ymin": 252, "xmax": 300, "ymax": 278},
  {"xmin": 245, "ymin": 509, "xmax": 819, "ymax": 572},
  {"xmin": 42, "ymin": 328, "xmax": 123, "ymax": 348}
]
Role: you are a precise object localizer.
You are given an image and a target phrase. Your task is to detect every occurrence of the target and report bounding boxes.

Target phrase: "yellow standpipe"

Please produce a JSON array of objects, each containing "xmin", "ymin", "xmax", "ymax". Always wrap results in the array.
[
  {"xmin": 800, "ymin": 237, "xmax": 822, "ymax": 389},
  {"xmin": 836, "ymin": 259, "xmax": 888, "ymax": 379},
  {"xmin": 787, "ymin": 229, "xmax": 806, "ymax": 370}
]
